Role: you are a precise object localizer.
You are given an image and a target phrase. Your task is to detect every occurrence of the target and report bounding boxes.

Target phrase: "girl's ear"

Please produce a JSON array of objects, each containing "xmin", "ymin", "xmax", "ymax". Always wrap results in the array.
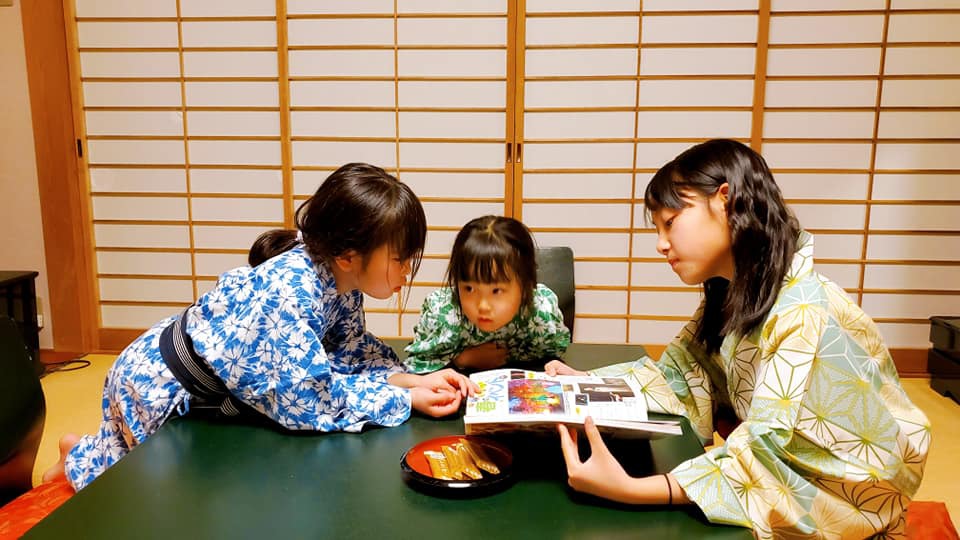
[
  {"xmin": 334, "ymin": 250, "xmax": 361, "ymax": 273},
  {"xmin": 717, "ymin": 182, "xmax": 729, "ymax": 204}
]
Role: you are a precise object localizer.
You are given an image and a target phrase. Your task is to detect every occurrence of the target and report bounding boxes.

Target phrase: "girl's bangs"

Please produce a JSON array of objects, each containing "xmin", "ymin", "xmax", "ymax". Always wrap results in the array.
[
  {"xmin": 644, "ymin": 166, "xmax": 690, "ymax": 215},
  {"xmin": 457, "ymin": 246, "xmax": 515, "ymax": 284}
]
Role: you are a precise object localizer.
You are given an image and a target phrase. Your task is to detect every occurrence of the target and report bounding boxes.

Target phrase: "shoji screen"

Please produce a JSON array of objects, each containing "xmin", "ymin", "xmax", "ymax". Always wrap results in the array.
[{"xmin": 520, "ymin": 0, "xmax": 758, "ymax": 344}]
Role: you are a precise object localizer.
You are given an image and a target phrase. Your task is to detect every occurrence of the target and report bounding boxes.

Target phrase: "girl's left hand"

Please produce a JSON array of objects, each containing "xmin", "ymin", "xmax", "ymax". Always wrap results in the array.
[
  {"xmin": 410, "ymin": 387, "xmax": 463, "ymax": 418},
  {"xmin": 557, "ymin": 416, "xmax": 634, "ymax": 503},
  {"xmin": 420, "ymin": 368, "xmax": 479, "ymax": 397}
]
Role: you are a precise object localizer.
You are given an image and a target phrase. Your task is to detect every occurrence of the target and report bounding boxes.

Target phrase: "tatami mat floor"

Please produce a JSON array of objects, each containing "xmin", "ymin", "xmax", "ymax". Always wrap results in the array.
[{"xmin": 34, "ymin": 354, "xmax": 960, "ymax": 528}]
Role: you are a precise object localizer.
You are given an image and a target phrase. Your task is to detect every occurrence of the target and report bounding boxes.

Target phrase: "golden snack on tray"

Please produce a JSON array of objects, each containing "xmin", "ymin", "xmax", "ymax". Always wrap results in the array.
[
  {"xmin": 423, "ymin": 450, "xmax": 453, "ymax": 480},
  {"xmin": 441, "ymin": 444, "xmax": 467, "ymax": 480},
  {"xmin": 459, "ymin": 438, "xmax": 501, "ymax": 475},
  {"xmin": 452, "ymin": 443, "xmax": 484, "ymax": 480}
]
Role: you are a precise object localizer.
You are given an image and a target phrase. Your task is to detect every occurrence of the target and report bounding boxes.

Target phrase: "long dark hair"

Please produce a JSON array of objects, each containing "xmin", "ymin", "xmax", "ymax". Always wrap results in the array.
[
  {"xmin": 445, "ymin": 215, "xmax": 538, "ymax": 313},
  {"xmin": 249, "ymin": 163, "xmax": 426, "ymax": 280},
  {"xmin": 644, "ymin": 139, "xmax": 800, "ymax": 352}
]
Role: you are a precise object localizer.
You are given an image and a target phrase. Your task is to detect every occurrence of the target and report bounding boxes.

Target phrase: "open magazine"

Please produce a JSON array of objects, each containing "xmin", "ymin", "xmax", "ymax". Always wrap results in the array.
[{"xmin": 463, "ymin": 369, "xmax": 681, "ymax": 439}]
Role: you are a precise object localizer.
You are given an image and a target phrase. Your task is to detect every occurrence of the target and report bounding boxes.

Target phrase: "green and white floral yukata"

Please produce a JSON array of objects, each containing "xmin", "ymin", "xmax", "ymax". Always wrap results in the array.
[
  {"xmin": 404, "ymin": 284, "xmax": 571, "ymax": 373},
  {"xmin": 590, "ymin": 231, "xmax": 930, "ymax": 539}
]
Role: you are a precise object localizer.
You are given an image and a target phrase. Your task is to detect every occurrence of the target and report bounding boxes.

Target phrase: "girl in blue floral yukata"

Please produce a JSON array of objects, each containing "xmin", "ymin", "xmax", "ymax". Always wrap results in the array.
[
  {"xmin": 404, "ymin": 215, "xmax": 571, "ymax": 373},
  {"xmin": 546, "ymin": 140, "xmax": 930, "ymax": 539},
  {"xmin": 44, "ymin": 163, "xmax": 476, "ymax": 491}
]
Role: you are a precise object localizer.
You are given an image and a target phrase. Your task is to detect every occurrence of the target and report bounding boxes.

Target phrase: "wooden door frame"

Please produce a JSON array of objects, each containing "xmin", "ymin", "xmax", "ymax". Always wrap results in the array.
[{"xmin": 20, "ymin": 0, "xmax": 97, "ymax": 355}]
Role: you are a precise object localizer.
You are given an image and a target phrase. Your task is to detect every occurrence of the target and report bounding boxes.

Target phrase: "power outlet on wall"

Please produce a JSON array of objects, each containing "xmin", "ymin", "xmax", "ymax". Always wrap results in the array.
[{"xmin": 37, "ymin": 300, "xmax": 44, "ymax": 329}]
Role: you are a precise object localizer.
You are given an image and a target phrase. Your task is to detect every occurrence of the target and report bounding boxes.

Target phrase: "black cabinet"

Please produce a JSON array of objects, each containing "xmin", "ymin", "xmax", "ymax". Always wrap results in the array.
[
  {"xmin": 929, "ymin": 316, "xmax": 960, "ymax": 404},
  {"xmin": 0, "ymin": 271, "xmax": 42, "ymax": 377}
]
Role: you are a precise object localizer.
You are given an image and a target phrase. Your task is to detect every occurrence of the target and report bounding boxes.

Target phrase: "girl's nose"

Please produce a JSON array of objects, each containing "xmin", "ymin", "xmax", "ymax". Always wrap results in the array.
[{"xmin": 656, "ymin": 233, "xmax": 670, "ymax": 256}]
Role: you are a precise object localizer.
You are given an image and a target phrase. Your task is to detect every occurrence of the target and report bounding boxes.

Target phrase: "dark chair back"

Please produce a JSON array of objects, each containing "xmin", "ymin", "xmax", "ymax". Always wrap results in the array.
[{"xmin": 535, "ymin": 247, "xmax": 575, "ymax": 333}]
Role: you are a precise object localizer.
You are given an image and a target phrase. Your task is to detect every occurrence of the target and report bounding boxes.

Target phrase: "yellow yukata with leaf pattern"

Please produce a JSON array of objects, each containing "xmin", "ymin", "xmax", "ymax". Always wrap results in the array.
[{"xmin": 591, "ymin": 231, "xmax": 930, "ymax": 539}]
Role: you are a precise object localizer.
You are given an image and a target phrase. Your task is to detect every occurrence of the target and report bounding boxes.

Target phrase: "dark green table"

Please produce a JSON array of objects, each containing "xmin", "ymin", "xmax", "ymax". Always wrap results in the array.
[{"xmin": 26, "ymin": 343, "xmax": 750, "ymax": 539}]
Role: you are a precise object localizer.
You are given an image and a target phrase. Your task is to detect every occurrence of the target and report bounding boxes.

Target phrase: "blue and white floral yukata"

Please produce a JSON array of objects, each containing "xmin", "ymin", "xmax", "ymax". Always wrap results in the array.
[{"xmin": 65, "ymin": 245, "xmax": 411, "ymax": 491}]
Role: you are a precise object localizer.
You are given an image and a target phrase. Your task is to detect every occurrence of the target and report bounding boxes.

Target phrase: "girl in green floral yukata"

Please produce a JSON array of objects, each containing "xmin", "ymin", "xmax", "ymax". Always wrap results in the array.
[
  {"xmin": 546, "ymin": 139, "xmax": 929, "ymax": 539},
  {"xmin": 404, "ymin": 215, "xmax": 571, "ymax": 373}
]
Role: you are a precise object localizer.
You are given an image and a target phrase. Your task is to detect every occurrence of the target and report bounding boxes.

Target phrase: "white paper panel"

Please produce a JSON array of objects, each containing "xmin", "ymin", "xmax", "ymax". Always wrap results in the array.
[
  {"xmin": 291, "ymin": 50, "xmax": 396, "ymax": 77},
  {"xmin": 631, "ymin": 262, "xmax": 690, "ymax": 288},
  {"xmin": 288, "ymin": 19, "xmax": 394, "ymax": 46},
  {"xmin": 75, "ymin": 0, "xmax": 176, "ymax": 18},
  {"xmin": 869, "ymin": 205, "xmax": 958, "ymax": 231},
  {"xmin": 180, "ymin": 0, "xmax": 275, "ymax": 17},
  {"xmin": 92, "ymin": 196, "xmax": 188, "ymax": 221},
  {"xmin": 887, "ymin": 14, "xmax": 960, "ymax": 42},
  {"xmin": 534, "ymin": 232, "xmax": 630, "ymax": 258},
  {"xmin": 398, "ymin": 50, "xmax": 506, "ymax": 77},
  {"xmin": 292, "ymin": 141, "xmax": 396, "ymax": 168},
  {"xmin": 881, "ymin": 80, "xmax": 960, "ymax": 107},
  {"xmin": 577, "ymin": 290, "xmax": 627, "ymax": 314},
  {"xmin": 77, "ymin": 22, "xmax": 178, "ymax": 48},
  {"xmin": 181, "ymin": 22, "xmax": 277, "ymax": 48},
  {"xmin": 884, "ymin": 47, "xmax": 960, "ymax": 76},
  {"xmin": 814, "ymin": 264, "xmax": 861, "ymax": 290},
  {"xmin": 526, "ymin": 17, "xmax": 638, "ymax": 45},
  {"xmin": 526, "ymin": 49, "xmax": 637, "ymax": 77},
  {"xmin": 288, "ymin": 0, "xmax": 393, "ymax": 14},
  {"xmin": 186, "ymin": 82, "xmax": 279, "ymax": 107},
  {"xmin": 191, "ymin": 197, "xmax": 283, "ymax": 222},
  {"xmin": 631, "ymin": 233, "xmax": 661, "ymax": 258},
  {"xmin": 891, "ymin": 0, "xmax": 960, "ymax": 7},
  {"xmin": 523, "ymin": 143, "xmax": 634, "ymax": 169},
  {"xmin": 398, "ymin": 81, "xmax": 505, "ymax": 108},
  {"xmin": 645, "ymin": 0, "xmax": 757, "ymax": 9},
  {"xmin": 525, "ymin": 81, "xmax": 635, "ymax": 108},
  {"xmin": 525, "ymin": 112, "xmax": 634, "ymax": 139},
  {"xmin": 575, "ymin": 318, "xmax": 627, "ymax": 344},
  {"xmin": 631, "ymin": 291, "xmax": 701, "ymax": 317},
  {"xmin": 87, "ymin": 140, "xmax": 185, "ymax": 165},
  {"xmin": 94, "ymin": 224, "xmax": 190, "ymax": 248},
  {"xmin": 867, "ymin": 235, "xmax": 960, "ymax": 261},
  {"xmin": 399, "ymin": 112, "xmax": 504, "ymax": 138},
  {"xmin": 398, "ymin": 18, "xmax": 506, "ymax": 46},
  {"xmin": 872, "ymin": 174, "xmax": 960, "ymax": 201},
  {"xmin": 862, "ymin": 293, "xmax": 959, "ymax": 319},
  {"xmin": 399, "ymin": 0, "xmax": 506, "ymax": 13},
  {"xmin": 635, "ymin": 142, "xmax": 694, "ymax": 170},
  {"xmin": 79, "ymin": 52, "xmax": 181, "ymax": 78},
  {"xmin": 762, "ymin": 143, "xmax": 873, "ymax": 170},
  {"xmin": 864, "ymin": 265, "xmax": 960, "ymax": 291},
  {"xmin": 772, "ymin": 0, "xmax": 883, "ymax": 9},
  {"xmin": 191, "ymin": 169, "xmax": 282, "ymax": 195},
  {"xmin": 365, "ymin": 312, "xmax": 402, "ymax": 338},
  {"xmin": 183, "ymin": 52, "xmax": 277, "ymax": 77},
  {"xmin": 192, "ymin": 225, "xmax": 272, "ymax": 249},
  {"xmin": 400, "ymin": 172, "xmax": 504, "ymax": 198},
  {"xmin": 791, "ymin": 204, "xmax": 866, "ymax": 230},
  {"xmin": 187, "ymin": 112, "xmax": 280, "ymax": 137},
  {"xmin": 642, "ymin": 15, "xmax": 757, "ymax": 44},
  {"xmin": 769, "ymin": 15, "xmax": 883, "ymax": 44},
  {"xmin": 425, "ymin": 230, "xmax": 458, "ymax": 256},
  {"xmin": 776, "ymin": 174, "xmax": 868, "ymax": 200},
  {"xmin": 524, "ymin": 173, "xmax": 633, "ymax": 199},
  {"xmin": 399, "ymin": 142, "xmax": 503, "ymax": 168},
  {"xmin": 85, "ymin": 111, "xmax": 183, "ymax": 136},
  {"xmin": 100, "ymin": 278, "xmax": 194, "ymax": 302},
  {"xmin": 875, "ymin": 323, "xmax": 930, "ymax": 349},
  {"xmin": 878, "ymin": 112, "xmax": 960, "ymax": 139},
  {"xmin": 422, "ymin": 201, "xmax": 503, "ymax": 227},
  {"xmin": 197, "ymin": 279, "xmax": 218, "ymax": 296},
  {"xmin": 875, "ymin": 143, "xmax": 960, "ymax": 170},
  {"xmin": 763, "ymin": 112, "xmax": 875, "ymax": 139},
  {"xmin": 638, "ymin": 79, "xmax": 753, "ymax": 107},
  {"xmin": 524, "ymin": 203, "xmax": 632, "ymax": 229},
  {"xmin": 291, "ymin": 81, "xmax": 393, "ymax": 107},
  {"xmin": 576, "ymin": 261, "xmax": 629, "ymax": 287},
  {"xmin": 640, "ymin": 48, "xmax": 755, "ymax": 75},
  {"xmin": 188, "ymin": 141, "xmax": 281, "ymax": 166},
  {"xmin": 767, "ymin": 48, "xmax": 881, "ymax": 76},
  {"xmin": 636, "ymin": 111, "xmax": 751, "ymax": 138},
  {"xmin": 411, "ymin": 258, "xmax": 449, "ymax": 284},
  {"xmin": 195, "ymin": 253, "xmax": 250, "ymax": 276},
  {"xmin": 765, "ymin": 80, "xmax": 877, "ymax": 107},
  {"xmin": 628, "ymin": 320, "xmax": 681, "ymax": 346},
  {"xmin": 101, "ymin": 305, "xmax": 183, "ymax": 328},
  {"xmin": 97, "ymin": 251, "xmax": 192, "ymax": 276},
  {"xmin": 527, "ymin": 0, "xmax": 641, "ymax": 12},
  {"xmin": 798, "ymin": 233, "xmax": 863, "ymax": 260},
  {"xmin": 291, "ymin": 111, "xmax": 395, "ymax": 137},
  {"xmin": 88, "ymin": 171, "xmax": 161, "ymax": 204},
  {"xmin": 83, "ymin": 82, "xmax": 182, "ymax": 107}
]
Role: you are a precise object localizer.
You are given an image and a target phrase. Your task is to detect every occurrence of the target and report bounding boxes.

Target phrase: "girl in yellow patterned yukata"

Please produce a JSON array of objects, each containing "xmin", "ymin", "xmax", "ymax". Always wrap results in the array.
[{"xmin": 545, "ymin": 139, "xmax": 930, "ymax": 539}]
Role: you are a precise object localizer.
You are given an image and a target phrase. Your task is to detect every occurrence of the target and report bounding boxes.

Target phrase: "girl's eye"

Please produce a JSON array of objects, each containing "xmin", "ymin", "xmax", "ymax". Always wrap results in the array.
[
  {"xmin": 492, "ymin": 288, "xmax": 502, "ymax": 294},
  {"xmin": 463, "ymin": 285, "xmax": 473, "ymax": 293},
  {"xmin": 664, "ymin": 216, "xmax": 675, "ymax": 229}
]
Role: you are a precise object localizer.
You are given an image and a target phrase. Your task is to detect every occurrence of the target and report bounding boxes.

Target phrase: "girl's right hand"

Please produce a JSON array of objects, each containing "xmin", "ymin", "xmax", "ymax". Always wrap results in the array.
[
  {"xmin": 410, "ymin": 386, "xmax": 463, "ymax": 418},
  {"xmin": 544, "ymin": 360, "xmax": 587, "ymax": 376}
]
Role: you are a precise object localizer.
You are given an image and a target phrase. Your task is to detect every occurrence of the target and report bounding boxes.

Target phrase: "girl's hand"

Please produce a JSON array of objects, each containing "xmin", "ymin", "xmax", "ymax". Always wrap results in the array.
[
  {"xmin": 420, "ymin": 368, "xmax": 479, "ymax": 397},
  {"xmin": 557, "ymin": 417, "xmax": 634, "ymax": 502},
  {"xmin": 544, "ymin": 360, "xmax": 587, "ymax": 376},
  {"xmin": 453, "ymin": 342, "xmax": 508, "ymax": 371},
  {"xmin": 410, "ymin": 386, "xmax": 463, "ymax": 418}
]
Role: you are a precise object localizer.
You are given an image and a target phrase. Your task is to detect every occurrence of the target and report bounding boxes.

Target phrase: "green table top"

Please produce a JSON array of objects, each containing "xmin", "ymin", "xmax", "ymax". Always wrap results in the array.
[{"xmin": 26, "ymin": 342, "xmax": 750, "ymax": 539}]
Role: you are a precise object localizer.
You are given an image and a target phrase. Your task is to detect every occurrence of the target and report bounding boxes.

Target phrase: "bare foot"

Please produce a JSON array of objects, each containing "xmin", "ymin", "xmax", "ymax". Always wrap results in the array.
[{"xmin": 41, "ymin": 433, "xmax": 81, "ymax": 483}]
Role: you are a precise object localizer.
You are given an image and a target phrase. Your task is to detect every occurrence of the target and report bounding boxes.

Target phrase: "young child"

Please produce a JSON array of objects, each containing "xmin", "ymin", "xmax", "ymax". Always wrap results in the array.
[
  {"xmin": 45, "ymin": 163, "xmax": 475, "ymax": 491},
  {"xmin": 404, "ymin": 215, "xmax": 571, "ymax": 373},
  {"xmin": 545, "ymin": 140, "xmax": 930, "ymax": 538}
]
